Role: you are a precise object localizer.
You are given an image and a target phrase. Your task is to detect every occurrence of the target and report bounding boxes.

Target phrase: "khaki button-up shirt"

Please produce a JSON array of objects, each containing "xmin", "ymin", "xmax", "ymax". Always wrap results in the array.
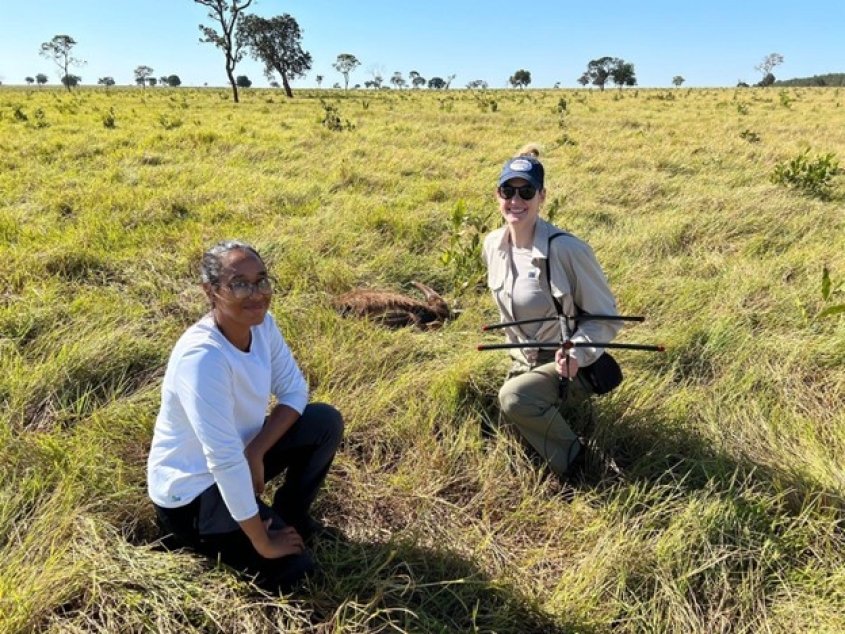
[{"xmin": 482, "ymin": 218, "xmax": 621, "ymax": 369}]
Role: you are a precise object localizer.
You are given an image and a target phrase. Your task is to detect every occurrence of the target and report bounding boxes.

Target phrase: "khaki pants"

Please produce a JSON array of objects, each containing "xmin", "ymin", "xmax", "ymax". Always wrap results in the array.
[{"xmin": 498, "ymin": 359, "xmax": 593, "ymax": 474}]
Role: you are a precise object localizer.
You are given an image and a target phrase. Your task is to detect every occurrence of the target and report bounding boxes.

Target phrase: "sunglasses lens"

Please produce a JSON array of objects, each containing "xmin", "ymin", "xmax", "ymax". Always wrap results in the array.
[
  {"xmin": 499, "ymin": 185, "xmax": 537, "ymax": 200},
  {"xmin": 518, "ymin": 186, "xmax": 536, "ymax": 200}
]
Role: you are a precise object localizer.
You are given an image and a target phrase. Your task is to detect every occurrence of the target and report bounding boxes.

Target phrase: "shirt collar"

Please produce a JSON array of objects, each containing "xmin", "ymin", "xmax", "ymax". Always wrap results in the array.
[{"xmin": 495, "ymin": 218, "xmax": 555, "ymax": 259}]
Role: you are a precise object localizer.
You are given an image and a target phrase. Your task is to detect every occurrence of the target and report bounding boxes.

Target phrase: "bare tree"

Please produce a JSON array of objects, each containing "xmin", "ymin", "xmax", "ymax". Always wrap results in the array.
[
  {"xmin": 755, "ymin": 53, "xmax": 784, "ymax": 87},
  {"xmin": 755, "ymin": 53, "xmax": 784, "ymax": 77},
  {"xmin": 194, "ymin": 0, "xmax": 254, "ymax": 102},
  {"xmin": 39, "ymin": 35, "xmax": 86, "ymax": 92},
  {"xmin": 366, "ymin": 64, "xmax": 385, "ymax": 89}
]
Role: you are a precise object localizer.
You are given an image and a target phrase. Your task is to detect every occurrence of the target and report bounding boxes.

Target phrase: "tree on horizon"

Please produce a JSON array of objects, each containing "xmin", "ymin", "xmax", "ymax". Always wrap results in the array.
[
  {"xmin": 39, "ymin": 35, "xmax": 86, "ymax": 92},
  {"xmin": 332, "ymin": 53, "xmax": 359, "ymax": 90},
  {"xmin": 509, "ymin": 69, "xmax": 531, "ymax": 89},
  {"xmin": 755, "ymin": 53, "xmax": 784, "ymax": 86},
  {"xmin": 239, "ymin": 13, "xmax": 311, "ymax": 98},
  {"xmin": 581, "ymin": 57, "xmax": 636, "ymax": 91},
  {"xmin": 134, "ymin": 65, "xmax": 154, "ymax": 89},
  {"xmin": 194, "ymin": 0, "xmax": 254, "ymax": 103}
]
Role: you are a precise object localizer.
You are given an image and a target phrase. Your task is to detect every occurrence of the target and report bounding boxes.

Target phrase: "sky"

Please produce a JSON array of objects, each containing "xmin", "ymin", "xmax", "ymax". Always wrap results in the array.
[{"xmin": 0, "ymin": 1, "xmax": 843, "ymax": 89}]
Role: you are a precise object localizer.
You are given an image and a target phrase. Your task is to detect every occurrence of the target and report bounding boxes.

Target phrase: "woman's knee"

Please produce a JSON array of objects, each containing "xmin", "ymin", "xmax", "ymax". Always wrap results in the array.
[
  {"xmin": 499, "ymin": 387, "xmax": 546, "ymax": 420},
  {"xmin": 305, "ymin": 402, "xmax": 344, "ymax": 444}
]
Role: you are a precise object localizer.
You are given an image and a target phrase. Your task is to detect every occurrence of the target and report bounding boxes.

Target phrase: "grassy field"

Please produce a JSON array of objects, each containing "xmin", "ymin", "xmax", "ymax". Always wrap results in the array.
[{"xmin": 1, "ymin": 84, "xmax": 844, "ymax": 633}]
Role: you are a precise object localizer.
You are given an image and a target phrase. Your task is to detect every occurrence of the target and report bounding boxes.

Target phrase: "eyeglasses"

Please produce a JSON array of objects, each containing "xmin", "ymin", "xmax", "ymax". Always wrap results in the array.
[
  {"xmin": 498, "ymin": 184, "xmax": 538, "ymax": 201},
  {"xmin": 219, "ymin": 277, "xmax": 274, "ymax": 299}
]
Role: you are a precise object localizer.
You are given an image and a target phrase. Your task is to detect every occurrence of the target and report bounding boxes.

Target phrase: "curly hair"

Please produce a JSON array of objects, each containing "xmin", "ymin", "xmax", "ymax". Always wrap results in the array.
[{"xmin": 200, "ymin": 240, "xmax": 262, "ymax": 286}]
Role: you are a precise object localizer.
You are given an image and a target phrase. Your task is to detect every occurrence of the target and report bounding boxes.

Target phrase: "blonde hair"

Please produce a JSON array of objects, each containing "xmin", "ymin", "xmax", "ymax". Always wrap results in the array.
[{"xmin": 516, "ymin": 143, "xmax": 541, "ymax": 159}]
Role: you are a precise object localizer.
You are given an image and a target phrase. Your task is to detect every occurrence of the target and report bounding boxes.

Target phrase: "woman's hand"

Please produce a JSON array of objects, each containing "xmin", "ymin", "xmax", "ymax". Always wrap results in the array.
[
  {"xmin": 241, "ymin": 514, "xmax": 305, "ymax": 558},
  {"xmin": 555, "ymin": 349, "xmax": 579, "ymax": 378},
  {"xmin": 257, "ymin": 520, "xmax": 305, "ymax": 559}
]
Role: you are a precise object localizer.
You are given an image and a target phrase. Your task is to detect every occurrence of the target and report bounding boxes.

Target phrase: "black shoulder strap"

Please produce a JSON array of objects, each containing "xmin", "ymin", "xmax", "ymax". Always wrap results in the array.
[{"xmin": 545, "ymin": 233, "xmax": 568, "ymax": 316}]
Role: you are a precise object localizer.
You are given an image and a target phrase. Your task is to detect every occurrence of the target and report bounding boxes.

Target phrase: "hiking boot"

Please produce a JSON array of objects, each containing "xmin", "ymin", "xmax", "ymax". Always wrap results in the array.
[{"xmin": 563, "ymin": 438, "xmax": 589, "ymax": 479}]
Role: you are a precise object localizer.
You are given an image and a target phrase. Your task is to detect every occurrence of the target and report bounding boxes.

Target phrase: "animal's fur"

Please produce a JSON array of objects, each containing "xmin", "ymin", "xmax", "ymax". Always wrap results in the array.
[{"xmin": 334, "ymin": 280, "xmax": 450, "ymax": 329}]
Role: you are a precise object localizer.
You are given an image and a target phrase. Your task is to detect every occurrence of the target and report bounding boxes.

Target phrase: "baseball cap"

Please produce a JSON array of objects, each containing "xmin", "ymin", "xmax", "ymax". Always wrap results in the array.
[{"xmin": 497, "ymin": 155, "xmax": 544, "ymax": 190}]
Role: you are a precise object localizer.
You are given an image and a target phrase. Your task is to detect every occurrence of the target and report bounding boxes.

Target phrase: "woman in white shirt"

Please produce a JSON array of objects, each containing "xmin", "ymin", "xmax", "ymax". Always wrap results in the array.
[
  {"xmin": 147, "ymin": 240, "xmax": 343, "ymax": 592},
  {"xmin": 482, "ymin": 146, "xmax": 621, "ymax": 476}
]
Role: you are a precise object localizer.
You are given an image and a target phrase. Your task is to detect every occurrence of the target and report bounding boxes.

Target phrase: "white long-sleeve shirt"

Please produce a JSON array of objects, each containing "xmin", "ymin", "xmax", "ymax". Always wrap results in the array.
[{"xmin": 147, "ymin": 311, "xmax": 308, "ymax": 522}]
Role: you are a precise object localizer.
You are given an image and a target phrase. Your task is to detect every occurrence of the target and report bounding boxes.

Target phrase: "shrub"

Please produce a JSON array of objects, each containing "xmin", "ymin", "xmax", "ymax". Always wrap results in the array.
[
  {"xmin": 31, "ymin": 108, "xmax": 49, "ymax": 129},
  {"xmin": 739, "ymin": 129, "xmax": 760, "ymax": 143},
  {"xmin": 441, "ymin": 200, "xmax": 493, "ymax": 294},
  {"xmin": 474, "ymin": 94, "xmax": 497, "ymax": 112},
  {"xmin": 819, "ymin": 266, "xmax": 845, "ymax": 318},
  {"xmin": 158, "ymin": 114, "xmax": 183, "ymax": 130},
  {"xmin": 320, "ymin": 100, "xmax": 354, "ymax": 132},
  {"xmin": 102, "ymin": 107, "xmax": 116, "ymax": 129},
  {"xmin": 771, "ymin": 148, "xmax": 839, "ymax": 199}
]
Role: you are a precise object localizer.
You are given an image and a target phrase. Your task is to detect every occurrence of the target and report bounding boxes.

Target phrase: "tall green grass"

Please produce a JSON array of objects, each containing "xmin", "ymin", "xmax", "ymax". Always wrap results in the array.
[{"xmin": 1, "ymin": 85, "xmax": 843, "ymax": 632}]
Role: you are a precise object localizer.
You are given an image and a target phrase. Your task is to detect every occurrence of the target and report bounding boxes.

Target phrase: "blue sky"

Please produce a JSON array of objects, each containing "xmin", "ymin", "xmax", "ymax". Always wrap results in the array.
[{"xmin": 0, "ymin": 1, "xmax": 842, "ymax": 88}]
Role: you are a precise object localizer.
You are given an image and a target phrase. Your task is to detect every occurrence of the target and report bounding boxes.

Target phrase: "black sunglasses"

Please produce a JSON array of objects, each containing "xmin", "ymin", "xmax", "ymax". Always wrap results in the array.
[{"xmin": 498, "ymin": 184, "xmax": 538, "ymax": 200}]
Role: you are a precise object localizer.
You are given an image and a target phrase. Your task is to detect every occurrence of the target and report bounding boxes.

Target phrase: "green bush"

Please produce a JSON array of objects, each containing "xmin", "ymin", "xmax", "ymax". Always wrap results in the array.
[
  {"xmin": 819, "ymin": 266, "xmax": 845, "ymax": 318},
  {"xmin": 739, "ymin": 129, "xmax": 760, "ymax": 143},
  {"xmin": 158, "ymin": 113, "xmax": 183, "ymax": 130},
  {"xmin": 441, "ymin": 199, "xmax": 493, "ymax": 294},
  {"xmin": 771, "ymin": 148, "xmax": 839, "ymax": 198},
  {"xmin": 320, "ymin": 99, "xmax": 354, "ymax": 131},
  {"xmin": 102, "ymin": 107, "xmax": 116, "ymax": 129}
]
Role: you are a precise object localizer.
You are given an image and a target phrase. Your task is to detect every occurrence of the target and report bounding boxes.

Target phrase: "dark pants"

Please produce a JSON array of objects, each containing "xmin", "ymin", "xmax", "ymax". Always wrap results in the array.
[{"xmin": 154, "ymin": 402, "xmax": 344, "ymax": 593}]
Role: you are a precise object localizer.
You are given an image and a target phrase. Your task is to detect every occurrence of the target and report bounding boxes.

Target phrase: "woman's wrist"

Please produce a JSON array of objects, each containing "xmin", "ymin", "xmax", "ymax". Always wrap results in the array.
[{"xmin": 239, "ymin": 514, "xmax": 272, "ymax": 554}]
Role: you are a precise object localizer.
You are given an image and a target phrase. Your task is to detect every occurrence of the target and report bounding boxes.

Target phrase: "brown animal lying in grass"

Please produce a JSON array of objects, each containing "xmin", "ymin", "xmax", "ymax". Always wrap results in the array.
[{"xmin": 334, "ymin": 280, "xmax": 450, "ymax": 329}]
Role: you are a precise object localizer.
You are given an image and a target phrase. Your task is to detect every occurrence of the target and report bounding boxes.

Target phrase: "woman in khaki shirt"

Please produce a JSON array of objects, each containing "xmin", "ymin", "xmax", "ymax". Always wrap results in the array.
[{"xmin": 482, "ymin": 145, "xmax": 621, "ymax": 476}]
